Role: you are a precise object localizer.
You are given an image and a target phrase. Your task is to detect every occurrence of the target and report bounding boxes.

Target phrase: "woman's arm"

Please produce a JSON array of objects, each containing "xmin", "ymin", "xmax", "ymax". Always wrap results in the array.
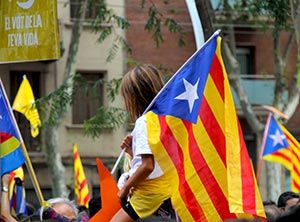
[
  {"xmin": 1, "ymin": 174, "xmax": 17, "ymax": 222},
  {"xmin": 118, "ymin": 154, "xmax": 154, "ymax": 200}
]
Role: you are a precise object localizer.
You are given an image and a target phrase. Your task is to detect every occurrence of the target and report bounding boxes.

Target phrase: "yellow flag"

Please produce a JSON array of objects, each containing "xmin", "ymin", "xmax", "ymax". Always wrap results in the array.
[
  {"xmin": 74, "ymin": 144, "xmax": 90, "ymax": 208},
  {"xmin": 13, "ymin": 76, "xmax": 41, "ymax": 137}
]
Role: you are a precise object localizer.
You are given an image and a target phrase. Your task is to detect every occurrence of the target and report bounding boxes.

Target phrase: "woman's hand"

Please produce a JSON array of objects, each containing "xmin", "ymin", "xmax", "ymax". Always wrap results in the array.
[{"xmin": 120, "ymin": 135, "xmax": 133, "ymax": 156}]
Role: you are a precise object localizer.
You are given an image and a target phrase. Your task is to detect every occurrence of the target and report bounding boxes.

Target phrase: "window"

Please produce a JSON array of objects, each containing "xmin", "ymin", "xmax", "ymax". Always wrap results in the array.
[
  {"xmin": 70, "ymin": 0, "xmax": 101, "ymax": 20},
  {"xmin": 72, "ymin": 72, "xmax": 104, "ymax": 124},
  {"xmin": 236, "ymin": 47, "xmax": 255, "ymax": 75},
  {"xmin": 10, "ymin": 71, "xmax": 41, "ymax": 152}
]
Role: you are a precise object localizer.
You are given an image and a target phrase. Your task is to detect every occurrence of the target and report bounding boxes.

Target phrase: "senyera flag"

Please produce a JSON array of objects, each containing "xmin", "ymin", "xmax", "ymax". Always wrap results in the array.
[
  {"xmin": 0, "ymin": 82, "xmax": 25, "ymax": 176},
  {"xmin": 73, "ymin": 144, "xmax": 90, "ymax": 208},
  {"xmin": 145, "ymin": 30, "xmax": 265, "ymax": 221}
]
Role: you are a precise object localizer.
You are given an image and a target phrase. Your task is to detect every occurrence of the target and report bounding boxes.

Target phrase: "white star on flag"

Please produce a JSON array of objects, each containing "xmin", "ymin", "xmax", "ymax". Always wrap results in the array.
[
  {"xmin": 269, "ymin": 129, "xmax": 286, "ymax": 147},
  {"xmin": 175, "ymin": 78, "xmax": 200, "ymax": 113}
]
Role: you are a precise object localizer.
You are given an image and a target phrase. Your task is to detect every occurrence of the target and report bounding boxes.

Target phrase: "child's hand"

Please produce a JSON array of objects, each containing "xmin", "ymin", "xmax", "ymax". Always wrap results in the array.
[
  {"xmin": 120, "ymin": 135, "xmax": 133, "ymax": 156},
  {"xmin": 117, "ymin": 172, "xmax": 130, "ymax": 190}
]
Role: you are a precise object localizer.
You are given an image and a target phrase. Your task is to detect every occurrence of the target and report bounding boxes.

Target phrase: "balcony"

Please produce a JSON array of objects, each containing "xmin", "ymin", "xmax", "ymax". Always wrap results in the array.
[{"xmin": 230, "ymin": 75, "xmax": 289, "ymax": 108}]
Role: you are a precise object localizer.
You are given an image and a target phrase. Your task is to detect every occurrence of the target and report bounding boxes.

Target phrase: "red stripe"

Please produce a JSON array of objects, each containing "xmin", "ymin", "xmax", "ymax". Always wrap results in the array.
[
  {"xmin": 292, "ymin": 164, "xmax": 300, "ymax": 179},
  {"xmin": 285, "ymin": 134, "xmax": 300, "ymax": 152},
  {"xmin": 199, "ymin": 97, "xmax": 226, "ymax": 166},
  {"xmin": 83, "ymin": 194, "xmax": 90, "ymax": 205},
  {"xmin": 291, "ymin": 149, "xmax": 300, "ymax": 166},
  {"xmin": 80, "ymin": 179, "xmax": 88, "ymax": 190},
  {"xmin": 209, "ymin": 55, "xmax": 224, "ymax": 100},
  {"xmin": 238, "ymin": 123, "xmax": 256, "ymax": 214},
  {"xmin": 292, "ymin": 180, "xmax": 300, "ymax": 191},
  {"xmin": 183, "ymin": 120, "xmax": 236, "ymax": 220},
  {"xmin": 271, "ymin": 151, "xmax": 291, "ymax": 162},
  {"xmin": 0, "ymin": 132, "xmax": 13, "ymax": 143},
  {"xmin": 74, "ymin": 151, "xmax": 79, "ymax": 160},
  {"xmin": 158, "ymin": 116, "xmax": 207, "ymax": 221}
]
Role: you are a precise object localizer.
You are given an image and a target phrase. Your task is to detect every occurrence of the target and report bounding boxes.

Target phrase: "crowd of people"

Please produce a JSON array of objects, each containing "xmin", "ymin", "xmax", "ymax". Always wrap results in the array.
[{"xmin": 0, "ymin": 173, "xmax": 102, "ymax": 221}]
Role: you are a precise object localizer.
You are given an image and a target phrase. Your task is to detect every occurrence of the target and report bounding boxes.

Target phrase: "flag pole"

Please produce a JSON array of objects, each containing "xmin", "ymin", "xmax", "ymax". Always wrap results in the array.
[
  {"xmin": 256, "ymin": 112, "xmax": 272, "ymax": 181},
  {"xmin": 0, "ymin": 79, "xmax": 47, "ymax": 207}
]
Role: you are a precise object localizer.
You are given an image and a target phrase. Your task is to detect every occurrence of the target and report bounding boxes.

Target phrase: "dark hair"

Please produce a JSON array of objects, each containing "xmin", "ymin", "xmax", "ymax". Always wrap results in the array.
[
  {"xmin": 88, "ymin": 195, "xmax": 102, "ymax": 218},
  {"xmin": 263, "ymin": 200, "xmax": 276, "ymax": 206},
  {"xmin": 277, "ymin": 191, "xmax": 299, "ymax": 208},
  {"xmin": 121, "ymin": 64, "xmax": 164, "ymax": 121}
]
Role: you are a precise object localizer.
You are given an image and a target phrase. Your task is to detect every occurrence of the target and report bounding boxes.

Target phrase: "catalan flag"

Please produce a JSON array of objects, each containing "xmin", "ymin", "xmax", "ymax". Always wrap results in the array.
[
  {"xmin": 0, "ymin": 81, "xmax": 25, "ymax": 176},
  {"xmin": 12, "ymin": 76, "xmax": 41, "ymax": 138},
  {"xmin": 262, "ymin": 114, "xmax": 291, "ymax": 169},
  {"xmin": 73, "ymin": 144, "xmax": 90, "ymax": 208},
  {"xmin": 145, "ymin": 31, "xmax": 265, "ymax": 221},
  {"xmin": 262, "ymin": 114, "xmax": 300, "ymax": 192},
  {"xmin": 9, "ymin": 167, "xmax": 28, "ymax": 216}
]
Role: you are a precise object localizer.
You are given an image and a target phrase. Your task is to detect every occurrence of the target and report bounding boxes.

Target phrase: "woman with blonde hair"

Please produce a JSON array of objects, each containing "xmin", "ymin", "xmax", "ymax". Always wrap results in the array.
[{"xmin": 111, "ymin": 64, "xmax": 171, "ymax": 222}]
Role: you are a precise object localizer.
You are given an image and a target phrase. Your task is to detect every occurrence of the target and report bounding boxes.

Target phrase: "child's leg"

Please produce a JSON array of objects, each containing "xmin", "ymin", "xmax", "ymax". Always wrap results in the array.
[{"xmin": 110, "ymin": 208, "xmax": 134, "ymax": 222}]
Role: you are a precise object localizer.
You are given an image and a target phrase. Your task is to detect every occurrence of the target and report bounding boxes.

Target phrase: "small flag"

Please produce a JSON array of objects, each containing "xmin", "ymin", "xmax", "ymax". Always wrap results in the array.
[
  {"xmin": 262, "ymin": 114, "xmax": 291, "ymax": 169},
  {"xmin": 12, "ymin": 76, "xmax": 41, "ymax": 138},
  {"xmin": 145, "ymin": 31, "xmax": 265, "ymax": 221},
  {"xmin": 74, "ymin": 144, "xmax": 90, "ymax": 208},
  {"xmin": 0, "ymin": 81, "xmax": 25, "ymax": 176},
  {"xmin": 262, "ymin": 114, "xmax": 300, "ymax": 192},
  {"xmin": 89, "ymin": 158, "xmax": 121, "ymax": 222},
  {"xmin": 9, "ymin": 167, "xmax": 28, "ymax": 216}
]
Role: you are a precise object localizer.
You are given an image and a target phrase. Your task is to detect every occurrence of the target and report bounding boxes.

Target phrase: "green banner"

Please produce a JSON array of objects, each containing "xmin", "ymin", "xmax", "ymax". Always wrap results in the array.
[{"xmin": 0, "ymin": 0, "xmax": 60, "ymax": 63}]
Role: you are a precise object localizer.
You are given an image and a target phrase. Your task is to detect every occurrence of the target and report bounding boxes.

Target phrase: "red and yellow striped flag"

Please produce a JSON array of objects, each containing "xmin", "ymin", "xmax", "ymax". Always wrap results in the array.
[
  {"xmin": 73, "ymin": 144, "xmax": 90, "ymax": 208},
  {"xmin": 145, "ymin": 32, "xmax": 265, "ymax": 221},
  {"xmin": 278, "ymin": 124, "xmax": 300, "ymax": 192}
]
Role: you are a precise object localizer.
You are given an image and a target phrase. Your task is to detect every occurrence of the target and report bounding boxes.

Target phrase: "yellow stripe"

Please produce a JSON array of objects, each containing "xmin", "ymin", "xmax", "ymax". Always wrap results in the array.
[
  {"xmin": 0, "ymin": 137, "xmax": 20, "ymax": 157},
  {"xmin": 192, "ymin": 117, "xmax": 228, "ymax": 196},
  {"xmin": 146, "ymin": 112, "xmax": 194, "ymax": 222},
  {"xmin": 218, "ymin": 37, "xmax": 243, "ymax": 213},
  {"xmin": 73, "ymin": 144, "xmax": 90, "ymax": 207},
  {"xmin": 263, "ymin": 151, "xmax": 292, "ymax": 170},
  {"xmin": 203, "ymin": 75, "xmax": 225, "ymax": 133},
  {"xmin": 166, "ymin": 116, "xmax": 222, "ymax": 221}
]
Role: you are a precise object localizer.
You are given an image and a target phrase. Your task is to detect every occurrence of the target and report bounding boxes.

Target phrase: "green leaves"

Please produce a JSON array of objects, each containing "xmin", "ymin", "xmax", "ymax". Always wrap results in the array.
[
  {"xmin": 144, "ymin": 2, "xmax": 185, "ymax": 47},
  {"xmin": 83, "ymin": 106, "xmax": 127, "ymax": 138}
]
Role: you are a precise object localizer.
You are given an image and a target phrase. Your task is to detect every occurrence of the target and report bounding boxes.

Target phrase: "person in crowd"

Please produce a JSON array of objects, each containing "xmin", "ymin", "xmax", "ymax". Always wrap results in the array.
[
  {"xmin": 276, "ymin": 204, "xmax": 300, "ymax": 221},
  {"xmin": 88, "ymin": 195, "xmax": 101, "ymax": 218},
  {"xmin": 1, "ymin": 173, "xmax": 17, "ymax": 222},
  {"xmin": 277, "ymin": 191, "xmax": 299, "ymax": 212},
  {"xmin": 110, "ymin": 64, "xmax": 171, "ymax": 222},
  {"xmin": 263, "ymin": 200, "xmax": 281, "ymax": 222},
  {"xmin": 1, "ymin": 173, "xmax": 88, "ymax": 222}
]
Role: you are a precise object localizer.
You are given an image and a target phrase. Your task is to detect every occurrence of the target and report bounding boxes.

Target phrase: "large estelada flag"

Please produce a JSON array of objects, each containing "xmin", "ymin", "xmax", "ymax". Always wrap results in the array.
[
  {"xmin": 145, "ymin": 31, "xmax": 265, "ymax": 221},
  {"xmin": 262, "ymin": 114, "xmax": 300, "ymax": 192},
  {"xmin": 0, "ymin": 81, "xmax": 25, "ymax": 176},
  {"xmin": 73, "ymin": 144, "xmax": 90, "ymax": 208}
]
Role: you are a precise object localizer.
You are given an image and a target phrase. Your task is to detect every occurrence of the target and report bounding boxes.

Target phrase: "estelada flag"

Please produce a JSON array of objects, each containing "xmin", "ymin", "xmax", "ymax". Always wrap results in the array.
[
  {"xmin": 262, "ymin": 114, "xmax": 291, "ymax": 169},
  {"xmin": 261, "ymin": 113, "xmax": 300, "ymax": 192},
  {"xmin": 145, "ymin": 31, "xmax": 265, "ymax": 221},
  {"xmin": 12, "ymin": 75, "xmax": 41, "ymax": 138},
  {"xmin": 0, "ymin": 80, "xmax": 25, "ymax": 176}
]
